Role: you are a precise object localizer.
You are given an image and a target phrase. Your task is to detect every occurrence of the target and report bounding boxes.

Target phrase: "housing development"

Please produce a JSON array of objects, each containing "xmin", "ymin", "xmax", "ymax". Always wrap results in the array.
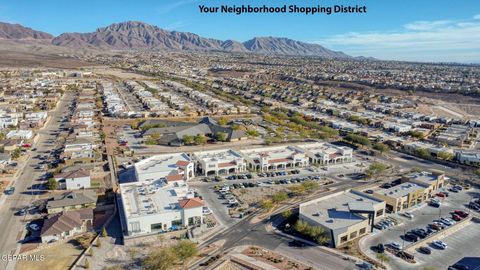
[{"xmin": 0, "ymin": 11, "xmax": 479, "ymax": 270}]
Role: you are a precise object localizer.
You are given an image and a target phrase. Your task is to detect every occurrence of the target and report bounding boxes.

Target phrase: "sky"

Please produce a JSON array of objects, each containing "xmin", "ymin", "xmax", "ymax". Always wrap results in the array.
[{"xmin": 1, "ymin": 0, "xmax": 480, "ymax": 62}]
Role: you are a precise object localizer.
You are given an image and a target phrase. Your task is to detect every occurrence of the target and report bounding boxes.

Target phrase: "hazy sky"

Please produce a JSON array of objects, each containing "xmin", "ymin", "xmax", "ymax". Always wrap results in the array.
[{"xmin": 1, "ymin": 0, "xmax": 480, "ymax": 62}]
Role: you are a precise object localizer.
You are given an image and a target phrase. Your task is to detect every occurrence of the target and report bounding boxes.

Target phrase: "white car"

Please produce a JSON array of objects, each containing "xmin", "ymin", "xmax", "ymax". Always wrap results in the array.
[
  {"xmin": 403, "ymin": 212, "xmax": 414, "ymax": 219},
  {"xmin": 29, "ymin": 224, "xmax": 40, "ymax": 231},
  {"xmin": 227, "ymin": 198, "xmax": 237, "ymax": 205},
  {"xmin": 390, "ymin": 242, "xmax": 401, "ymax": 250},
  {"xmin": 202, "ymin": 206, "xmax": 212, "ymax": 215},
  {"xmin": 432, "ymin": 240, "xmax": 448, "ymax": 249}
]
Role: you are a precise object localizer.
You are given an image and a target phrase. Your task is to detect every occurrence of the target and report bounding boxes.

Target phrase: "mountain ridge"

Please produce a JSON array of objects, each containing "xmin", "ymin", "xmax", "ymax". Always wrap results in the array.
[{"xmin": 0, "ymin": 21, "xmax": 350, "ymax": 58}]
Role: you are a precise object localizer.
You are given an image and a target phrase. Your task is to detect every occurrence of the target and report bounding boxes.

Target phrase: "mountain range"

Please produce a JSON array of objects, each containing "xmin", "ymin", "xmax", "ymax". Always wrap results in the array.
[{"xmin": 0, "ymin": 21, "xmax": 349, "ymax": 58}]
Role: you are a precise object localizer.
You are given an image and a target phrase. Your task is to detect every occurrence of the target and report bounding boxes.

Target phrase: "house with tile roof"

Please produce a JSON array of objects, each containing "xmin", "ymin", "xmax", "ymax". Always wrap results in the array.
[
  {"xmin": 40, "ymin": 208, "xmax": 93, "ymax": 243},
  {"xmin": 46, "ymin": 190, "xmax": 98, "ymax": 214}
]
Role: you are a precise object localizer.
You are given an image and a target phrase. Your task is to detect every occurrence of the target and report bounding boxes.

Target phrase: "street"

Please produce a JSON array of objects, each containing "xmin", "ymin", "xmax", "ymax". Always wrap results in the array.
[
  {"xmin": 191, "ymin": 179, "xmax": 363, "ymax": 269},
  {"xmin": 0, "ymin": 92, "xmax": 74, "ymax": 270}
]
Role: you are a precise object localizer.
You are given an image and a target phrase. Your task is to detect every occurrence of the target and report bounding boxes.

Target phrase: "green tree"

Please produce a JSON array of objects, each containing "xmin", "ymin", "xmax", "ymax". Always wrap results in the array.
[
  {"xmin": 246, "ymin": 128, "xmax": 260, "ymax": 137},
  {"xmin": 437, "ymin": 151, "xmax": 454, "ymax": 160},
  {"xmin": 376, "ymin": 253, "xmax": 390, "ymax": 263},
  {"xmin": 217, "ymin": 117, "xmax": 228, "ymax": 126},
  {"xmin": 272, "ymin": 191, "xmax": 288, "ymax": 203},
  {"xmin": 314, "ymin": 234, "xmax": 330, "ymax": 245},
  {"xmin": 415, "ymin": 148, "xmax": 431, "ymax": 158},
  {"xmin": 101, "ymin": 227, "xmax": 107, "ymax": 237},
  {"xmin": 47, "ymin": 178, "xmax": 58, "ymax": 190},
  {"xmin": 288, "ymin": 184, "xmax": 306, "ymax": 195},
  {"xmin": 84, "ymin": 259, "xmax": 90, "ymax": 269},
  {"xmin": 261, "ymin": 199, "xmax": 274, "ymax": 211},
  {"xmin": 215, "ymin": 132, "xmax": 228, "ymax": 142},
  {"xmin": 143, "ymin": 248, "xmax": 178, "ymax": 270},
  {"xmin": 11, "ymin": 148, "xmax": 21, "ymax": 159},
  {"xmin": 365, "ymin": 162, "xmax": 388, "ymax": 180},
  {"xmin": 409, "ymin": 130, "xmax": 425, "ymax": 139},
  {"xmin": 174, "ymin": 240, "xmax": 198, "ymax": 269},
  {"xmin": 281, "ymin": 209, "xmax": 293, "ymax": 219},
  {"xmin": 293, "ymin": 220, "xmax": 309, "ymax": 234},
  {"xmin": 301, "ymin": 181, "xmax": 320, "ymax": 193},
  {"xmin": 182, "ymin": 135, "xmax": 194, "ymax": 145},
  {"xmin": 193, "ymin": 134, "xmax": 207, "ymax": 145},
  {"xmin": 345, "ymin": 133, "xmax": 371, "ymax": 147},
  {"xmin": 99, "ymin": 131, "xmax": 106, "ymax": 141},
  {"xmin": 373, "ymin": 143, "xmax": 390, "ymax": 154},
  {"xmin": 348, "ymin": 115, "xmax": 369, "ymax": 125}
]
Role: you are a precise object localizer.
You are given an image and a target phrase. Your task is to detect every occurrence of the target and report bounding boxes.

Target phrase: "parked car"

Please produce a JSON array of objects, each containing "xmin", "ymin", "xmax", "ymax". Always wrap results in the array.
[
  {"xmin": 202, "ymin": 206, "xmax": 212, "ymax": 215},
  {"xmin": 428, "ymin": 223, "xmax": 441, "ymax": 231},
  {"xmin": 402, "ymin": 212, "xmax": 414, "ymax": 219},
  {"xmin": 15, "ymin": 209, "xmax": 27, "ymax": 216},
  {"xmin": 389, "ymin": 242, "xmax": 401, "ymax": 250},
  {"xmin": 468, "ymin": 202, "xmax": 480, "ymax": 211},
  {"xmin": 4, "ymin": 187, "xmax": 15, "ymax": 195},
  {"xmin": 411, "ymin": 229, "xmax": 427, "ymax": 239},
  {"xmin": 429, "ymin": 201, "xmax": 441, "ymax": 208},
  {"xmin": 451, "ymin": 214, "xmax": 462, "ymax": 221},
  {"xmin": 404, "ymin": 233, "xmax": 418, "ymax": 242},
  {"xmin": 431, "ymin": 240, "xmax": 448, "ymax": 249},
  {"xmin": 419, "ymin": 246, "xmax": 432, "ymax": 255},
  {"xmin": 454, "ymin": 210, "xmax": 469, "ymax": 218}
]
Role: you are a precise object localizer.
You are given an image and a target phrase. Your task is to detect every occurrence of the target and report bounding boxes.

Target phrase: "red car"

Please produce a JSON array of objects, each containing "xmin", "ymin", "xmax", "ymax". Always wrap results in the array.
[
  {"xmin": 451, "ymin": 214, "xmax": 462, "ymax": 221},
  {"xmin": 454, "ymin": 210, "xmax": 469, "ymax": 218},
  {"xmin": 436, "ymin": 193, "xmax": 446, "ymax": 198}
]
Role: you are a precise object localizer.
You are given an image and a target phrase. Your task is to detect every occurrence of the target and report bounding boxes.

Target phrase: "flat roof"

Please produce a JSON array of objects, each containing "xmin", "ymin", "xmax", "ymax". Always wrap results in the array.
[
  {"xmin": 240, "ymin": 145, "xmax": 300, "ymax": 160},
  {"xmin": 405, "ymin": 171, "xmax": 441, "ymax": 183},
  {"xmin": 376, "ymin": 182, "xmax": 426, "ymax": 198},
  {"xmin": 300, "ymin": 191, "xmax": 383, "ymax": 231},
  {"xmin": 193, "ymin": 149, "xmax": 242, "ymax": 163},
  {"xmin": 134, "ymin": 153, "xmax": 191, "ymax": 178},
  {"xmin": 120, "ymin": 180, "xmax": 194, "ymax": 218},
  {"xmin": 296, "ymin": 142, "xmax": 352, "ymax": 155}
]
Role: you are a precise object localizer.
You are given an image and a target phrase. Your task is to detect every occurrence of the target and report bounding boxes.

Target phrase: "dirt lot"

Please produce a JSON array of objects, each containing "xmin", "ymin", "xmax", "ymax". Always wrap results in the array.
[
  {"xmin": 232, "ymin": 185, "xmax": 289, "ymax": 207},
  {"xmin": 242, "ymin": 246, "xmax": 311, "ymax": 270},
  {"xmin": 16, "ymin": 240, "xmax": 84, "ymax": 270}
]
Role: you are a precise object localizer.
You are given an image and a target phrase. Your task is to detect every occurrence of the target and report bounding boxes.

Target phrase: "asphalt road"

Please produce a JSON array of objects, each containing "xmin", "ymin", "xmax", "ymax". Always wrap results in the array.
[
  {"xmin": 192, "ymin": 179, "xmax": 363, "ymax": 269},
  {"xmin": 0, "ymin": 93, "xmax": 73, "ymax": 270}
]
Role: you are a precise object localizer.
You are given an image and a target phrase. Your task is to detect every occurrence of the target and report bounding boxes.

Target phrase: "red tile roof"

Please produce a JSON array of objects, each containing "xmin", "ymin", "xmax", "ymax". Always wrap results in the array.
[
  {"xmin": 218, "ymin": 162, "xmax": 236, "ymax": 168},
  {"xmin": 178, "ymin": 197, "xmax": 204, "ymax": 209},
  {"xmin": 268, "ymin": 158, "xmax": 291, "ymax": 164},
  {"xmin": 166, "ymin": 174, "xmax": 183, "ymax": 182},
  {"xmin": 176, "ymin": 160, "xmax": 191, "ymax": 167}
]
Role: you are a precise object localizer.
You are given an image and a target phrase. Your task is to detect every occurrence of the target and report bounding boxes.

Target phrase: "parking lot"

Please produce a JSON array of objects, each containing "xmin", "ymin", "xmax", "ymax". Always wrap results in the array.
[
  {"xmin": 192, "ymin": 170, "xmax": 338, "ymax": 226},
  {"xmin": 362, "ymin": 183, "xmax": 480, "ymax": 269}
]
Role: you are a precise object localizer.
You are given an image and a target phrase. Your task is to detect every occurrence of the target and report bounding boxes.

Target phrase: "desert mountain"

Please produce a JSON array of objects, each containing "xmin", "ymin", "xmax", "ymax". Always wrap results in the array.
[
  {"xmin": 1, "ymin": 21, "xmax": 349, "ymax": 58},
  {"xmin": 0, "ymin": 22, "xmax": 53, "ymax": 40}
]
